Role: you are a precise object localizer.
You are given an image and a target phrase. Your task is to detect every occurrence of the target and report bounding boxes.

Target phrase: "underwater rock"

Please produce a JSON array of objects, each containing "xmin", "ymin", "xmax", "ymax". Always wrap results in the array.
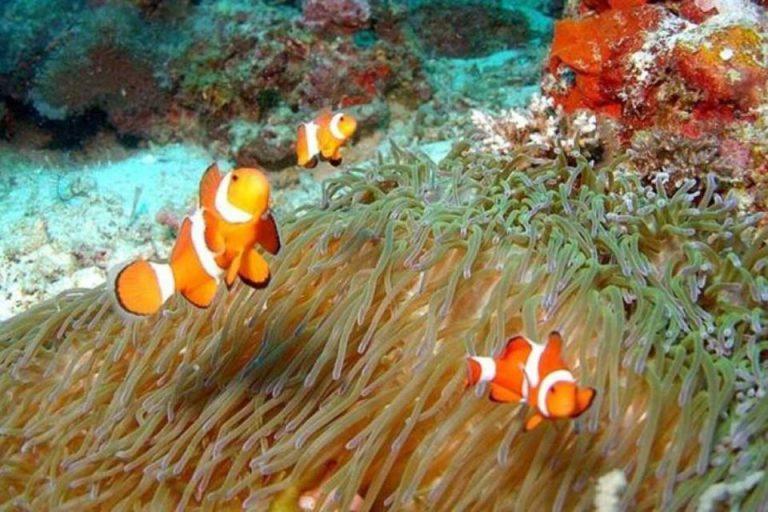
[
  {"xmin": 122, "ymin": 0, "xmax": 193, "ymax": 19},
  {"xmin": 172, "ymin": 2, "xmax": 428, "ymax": 166},
  {"xmin": 32, "ymin": 43, "xmax": 170, "ymax": 135},
  {"xmin": 1, "ymin": 148, "xmax": 766, "ymax": 509},
  {"xmin": 0, "ymin": 101, "xmax": 10, "ymax": 139},
  {"xmin": 301, "ymin": 0, "xmax": 371, "ymax": 34},
  {"xmin": 8, "ymin": 2, "xmax": 181, "ymax": 137},
  {"xmin": 230, "ymin": 119, "xmax": 297, "ymax": 169},
  {"xmin": 407, "ymin": 2, "xmax": 530, "ymax": 58}
]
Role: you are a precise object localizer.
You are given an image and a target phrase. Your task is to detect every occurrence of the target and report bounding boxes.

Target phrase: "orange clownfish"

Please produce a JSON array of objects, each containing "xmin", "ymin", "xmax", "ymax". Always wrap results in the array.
[
  {"xmin": 466, "ymin": 332, "xmax": 596, "ymax": 431},
  {"xmin": 113, "ymin": 163, "xmax": 281, "ymax": 316},
  {"xmin": 296, "ymin": 109, "xmax": 357, "ymax": 168}
]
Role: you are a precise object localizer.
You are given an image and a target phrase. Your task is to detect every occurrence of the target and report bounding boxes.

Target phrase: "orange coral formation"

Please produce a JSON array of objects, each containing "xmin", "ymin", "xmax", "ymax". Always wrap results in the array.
[
  {"xmin": 672, "ymin": 26, "xmax": 767, "ymax": 110},
  {"xmin": 547, "ymin": 0, "xmax": 768, "ymax": 143},
  {"xmin": 549, "ymin": 5, "xmax": 665, "ymax": 116}
]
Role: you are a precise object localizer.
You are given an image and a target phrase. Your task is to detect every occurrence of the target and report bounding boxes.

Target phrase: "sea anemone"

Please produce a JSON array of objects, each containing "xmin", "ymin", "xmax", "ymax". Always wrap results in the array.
[{"xmin": 1, "ymin": 146, "xmax": 766, "ymax": 510}]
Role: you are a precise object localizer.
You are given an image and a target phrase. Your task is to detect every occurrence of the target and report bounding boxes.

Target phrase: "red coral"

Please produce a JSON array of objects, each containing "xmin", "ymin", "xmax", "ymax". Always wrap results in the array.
[
  {"xmin": 580, "ymin": 0, "xmax": 648, "ymax": 13},
  {"xmin": 351, "ymin": 63, "xmax": 391, "ymax": 97},
  {"xmin": 301, "ymin": 0, "xmax": 371, "ymax": 34}
]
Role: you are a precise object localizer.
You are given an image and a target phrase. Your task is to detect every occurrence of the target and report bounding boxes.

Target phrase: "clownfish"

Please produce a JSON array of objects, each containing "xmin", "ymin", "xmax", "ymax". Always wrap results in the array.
[
  {"xmin": 113, "ymin": 163, "xmax": 281, "ymax": 316},
  {"xmin": 466, "ymin": 331, "xmax": 596, "ymax": 431},
  {"xmin": 296, "ymin": 109, "xmax": 357, "ymax": 168}
]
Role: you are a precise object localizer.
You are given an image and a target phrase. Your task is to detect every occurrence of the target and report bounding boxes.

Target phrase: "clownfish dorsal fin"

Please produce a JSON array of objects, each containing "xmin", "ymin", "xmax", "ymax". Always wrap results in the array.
[
  {"xmin": 171, "ymin": 217, "xmax": 194, "ymax": 264},
  {"xmin": 199, "ymin": 163, "xmax": 223, "ymax": 211},
  {"xmin": 500, "ymin": 335, "xmax": 528, "ymax": 360},
  {"xmin": 315, "ymin": 108, "xmax": 333, "ymax": 125},
  {"xmin": 542, "ymin": 331, "xmax": 565, "ymax": 368}
]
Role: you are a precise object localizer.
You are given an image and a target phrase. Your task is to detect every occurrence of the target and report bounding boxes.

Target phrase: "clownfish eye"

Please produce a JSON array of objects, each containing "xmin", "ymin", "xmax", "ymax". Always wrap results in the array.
[
  {"xmin": 550, "ymin": 388, "xmax": 556, "ymax": 394},
  {"xmin": 340, "ymin": 115, "xmax": 345, "ymax": 121},
  {"xmin": 232, "ymin": 174, "xmax": 239, "ymax": 182}
]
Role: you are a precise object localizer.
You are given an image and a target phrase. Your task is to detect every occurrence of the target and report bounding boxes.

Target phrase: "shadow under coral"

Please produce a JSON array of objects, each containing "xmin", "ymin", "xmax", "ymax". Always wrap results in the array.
[{"xmin": 1, "ymin": 147, "xmax": 767, "ymax": 511}]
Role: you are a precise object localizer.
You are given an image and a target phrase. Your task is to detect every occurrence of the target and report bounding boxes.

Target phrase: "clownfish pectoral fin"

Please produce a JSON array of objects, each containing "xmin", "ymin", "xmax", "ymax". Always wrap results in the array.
[
  {"xmin": 199, "ymin": 163, "xmax": 223, "ymax": 211},
  {"xmin": 225, "ymin": 252, "xmax": 243, "ymax": 289},
  {"xmin": 524, "ymin": 412, "xmax": 545, "ymax": 432},
  {"xmin": 500, "ymin": 335, "xmax": 529, "ymax": 360},
  {"xmin": 202, "ymin": 208, "xmax": 225, "ymax": 255},
  {"xmin": 239, "ymin": 248, "xmax": 271, "ymax": 288},
  {"xmin": 573, "ymin": 387, "xmax": 597, "ymax": 418},
  {"xmin": 182, "ymin": 279, "xmax": 218, "ymax": 308},
  {"xmin": 490, "ymin": 383, "xmax": 523, "ymax": 404},
  {"xmin": 114, "ymin": 260, "xmax": 175, "ymax": 316},
  {"xmin": 256, "ymin": 211, "xmax": 281, "ymax": 255}
]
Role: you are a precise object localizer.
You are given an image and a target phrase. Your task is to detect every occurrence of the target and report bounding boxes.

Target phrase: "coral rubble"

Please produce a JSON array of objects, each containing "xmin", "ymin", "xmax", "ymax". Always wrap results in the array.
[{"xmin": 1, "ymin": 147, "xmax": 766, "ymax": 509}]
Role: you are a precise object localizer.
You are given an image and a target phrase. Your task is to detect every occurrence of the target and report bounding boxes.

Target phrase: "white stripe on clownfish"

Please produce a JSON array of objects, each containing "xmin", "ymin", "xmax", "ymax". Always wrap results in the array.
[
  {"xmin": 304, "ymin": 121, "xmax": 320, "ymax": 160},
  {"xmin": 215, "ymin": 172, "xmax": 253, "ymax": 224},
  {"xmin": 149, "ymin": 262, "xmax": 175, "ymax": 302},
  {"xmin": 469, "ymin": 356, "xmax": 496, "ymax": 383},
  {"xmin": 329, "ymin": 113, "xmax": 346, "ymax": 140},
  {"xmin": 190, "ymin": 209, "xmax": 224, "ymax": 281},
  {"xmin": 537, "ymin": 369, "xmax": 575, "ymax": 417},
  {"xmin": 521, "ymin": 341, "xmax": 545, "ymax": 400}
]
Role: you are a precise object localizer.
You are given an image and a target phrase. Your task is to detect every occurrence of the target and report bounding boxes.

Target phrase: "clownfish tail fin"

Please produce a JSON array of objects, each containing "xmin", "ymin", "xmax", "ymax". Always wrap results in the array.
[{"xmin": 114, "ymin": 260, "xmax": 176, "ymax": 316}]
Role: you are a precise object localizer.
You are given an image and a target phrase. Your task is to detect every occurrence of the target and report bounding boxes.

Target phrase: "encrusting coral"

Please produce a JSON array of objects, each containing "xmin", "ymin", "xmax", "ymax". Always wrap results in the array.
[{"xmin": 1, "ymin": 146, "xmax": 767, "ymax": 510}]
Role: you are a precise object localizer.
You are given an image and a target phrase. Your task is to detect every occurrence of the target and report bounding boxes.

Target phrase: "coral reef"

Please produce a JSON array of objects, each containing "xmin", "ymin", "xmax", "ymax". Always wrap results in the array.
[
  {"xmin": 406, "ymin": 2, "xmax": 530, "ymax": 58},
  {"xmin": 1, "ymin": 147, "xmax": 766, "ymax": 509},
  {"xmin": 470, "ymin": 94, "xmax": 602, "ymax": 163},
  {"xmin": 626, "ymin": 129, "xmax": 748, "ymax": 189},
  {"xmin": 523, "ymin": 0, "xmax": 768, "ymax": 209},
  {"xmin": 544, "ymin": 0, "xmax": 767, "ymax": 137},
  {"xmin": 301, "ymin": 0, "xmax": 371, "ymax": 34},
  {"xmin": 0, "ymin": 0, "xmax": 438, "ymax": 167}
]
